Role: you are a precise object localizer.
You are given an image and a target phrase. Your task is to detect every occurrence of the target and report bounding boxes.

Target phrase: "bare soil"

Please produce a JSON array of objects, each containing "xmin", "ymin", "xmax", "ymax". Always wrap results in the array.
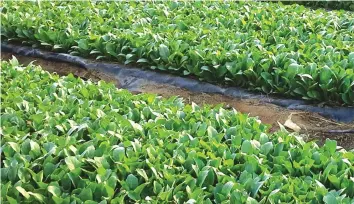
[{"xmin": 2, "ymin": 52, "xmax": 354, "ymax": 150}]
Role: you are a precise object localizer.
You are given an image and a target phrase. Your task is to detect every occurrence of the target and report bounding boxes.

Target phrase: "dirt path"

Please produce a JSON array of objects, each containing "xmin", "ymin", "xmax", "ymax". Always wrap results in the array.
[{"xmin": 2, "ymin": 52, "xmax": 354, "ymax": 150}]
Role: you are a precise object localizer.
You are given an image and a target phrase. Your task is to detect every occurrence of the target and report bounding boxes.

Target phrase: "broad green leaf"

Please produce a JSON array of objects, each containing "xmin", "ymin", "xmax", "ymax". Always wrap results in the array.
[
  {"xmin": 8, "ymin": 142, "xmax": 20, "ymax": 153},
  {"xmin": 207, "ymin": 126, "xmax": 218, "ymax": 140},
  {"xmin": 16, "ymin": 186, "xmax": 30, "ymax": 199},
  {"xmin": 159, "ymin": 44, "xmax": 170, "ymax": 61},
  {"xmin": 28, "ymin": 192, "xmax": 44, "ymax": 202},
  {"xmin": 112, "ymin": 147, "xmax": 125, "ymax": 162},
  {"xmin": 324, "ymin": 139, "xmax": 337, "ymax": 154},
  {"xmin": 126, "ymin": 174, "xmax": 139, "ymax": 190},
  {"xmin": 48, "ymin": 185, "xmax": 61, "ymax": 197},
  {"xmin": 246, "ymin": 197, "xmax": 259, "ymax": 204},
  {"xmin": 319, "ymin": 66, "xmax": 333, "ymax": 84},
  {"xmin": 65, "ymin": 156, "xmax": 81, "ymax": 171},
  {"xmin": 323, "ymin": 192, "xmax": 338, "ymax": 204},
  {"xmin": 78, "ymin": 188, "xmax": 93, "ymax": 201},
  {"xmin": 136, "ymin": 169, "xmax": 149, "ymax": 182},
  {"xmin": 153, "ymin": 181, "xmax": 163, "ymax": 194},
  {"xmin": 197, "ymin": 170, "xmax": 209, "ymax": 187},
  {"xmin": 241, "ymin": 140, "xmax": 252, "ymax": 154},
  {"xmin": 77, "ymin": 39, "xmax": 89, "ymax": 50},
  {"xmin": 6, "ymin": 196, "xmax": 17, "ymax": 204},
  {"xmin": 221, "ymin": 181, "xmax": 234, "ymax": 195},
  {"xmin": 128, "ymin": 191, "xmax": 140, "ymax": 201},
  {"xmin": 260, "ymin": 142, "xmax": 273, "ymax": 155}
]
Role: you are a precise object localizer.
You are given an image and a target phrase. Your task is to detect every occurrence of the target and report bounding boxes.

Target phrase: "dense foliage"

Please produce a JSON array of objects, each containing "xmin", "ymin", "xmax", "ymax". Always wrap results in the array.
[
  {"xmin": 1, "ymin": 1, "xmax": 354, "ymax": 105},
  {"xmin": 280, "ymin": 1, "xmax": 354, "ymax": 11},
  {"xmin": 1, "ymin": 58, "xmax": 354, "ymax": 203}
]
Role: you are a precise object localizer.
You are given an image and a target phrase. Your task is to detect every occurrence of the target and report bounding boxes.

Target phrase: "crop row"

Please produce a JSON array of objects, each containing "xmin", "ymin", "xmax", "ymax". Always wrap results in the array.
[
  {"xmin": 1, "ymin": 58, "xmax": 354, "ymax": 203},
  {"xmin": 2, "ymin": 1, "xmax": 354, "ymax": 105}
]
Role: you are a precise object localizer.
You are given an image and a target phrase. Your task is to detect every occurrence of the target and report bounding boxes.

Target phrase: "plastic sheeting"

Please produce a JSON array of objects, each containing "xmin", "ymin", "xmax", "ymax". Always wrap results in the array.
[{"xmin": 2, "ymin": 42, "xmax": 354, "ymax": 123}]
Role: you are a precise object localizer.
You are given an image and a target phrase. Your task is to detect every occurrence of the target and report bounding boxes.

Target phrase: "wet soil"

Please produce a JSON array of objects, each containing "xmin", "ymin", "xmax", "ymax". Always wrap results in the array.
[{"xmin": 2, "ymin": 52, "xmax": 354, "ymax": 150}]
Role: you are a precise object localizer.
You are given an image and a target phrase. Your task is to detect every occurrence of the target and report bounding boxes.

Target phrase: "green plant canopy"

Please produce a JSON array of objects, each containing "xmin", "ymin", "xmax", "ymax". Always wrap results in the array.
[
  {"xmin": 1, "ymin": 58, "xmax": 354, "ymax": 203},
  {"xmin": 2, "ymin": 2, "xmax": 354, "ymax": 105}
]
